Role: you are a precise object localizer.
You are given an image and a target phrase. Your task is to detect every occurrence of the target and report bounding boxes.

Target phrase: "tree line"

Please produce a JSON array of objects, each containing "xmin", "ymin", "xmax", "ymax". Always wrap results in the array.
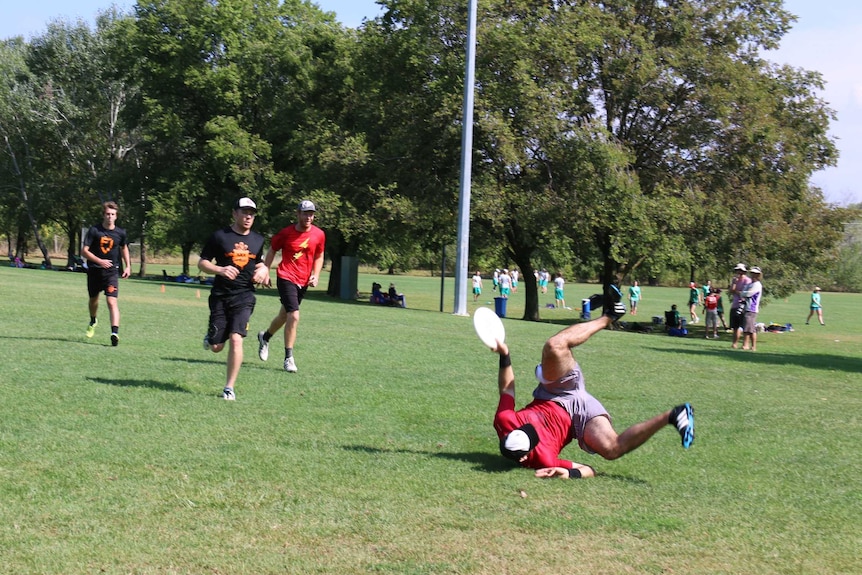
[{"xmin": 1, "ymin": 0, "xmax": 858, "ymax": 320}]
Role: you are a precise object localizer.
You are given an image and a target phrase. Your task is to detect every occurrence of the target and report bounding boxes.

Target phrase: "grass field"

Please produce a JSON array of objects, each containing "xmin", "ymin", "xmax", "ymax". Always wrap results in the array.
[{"xmin": 1, "ymin": 265, "xmax": 860, "ymax": 574}]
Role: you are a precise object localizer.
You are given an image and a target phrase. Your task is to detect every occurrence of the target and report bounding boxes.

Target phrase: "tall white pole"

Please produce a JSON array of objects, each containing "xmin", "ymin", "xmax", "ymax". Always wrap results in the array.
[{"xmin": 453, "ymin": 0, "xmax": 478, "ymax": 316}]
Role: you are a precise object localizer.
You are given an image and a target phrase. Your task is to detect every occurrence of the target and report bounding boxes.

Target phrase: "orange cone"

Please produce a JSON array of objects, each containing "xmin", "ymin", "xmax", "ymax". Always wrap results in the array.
[
  {"xmin": 160, "ymin": 284, "xmax": 165, "ymax": 293},
  {"xmin": 196, "ymin": 289, "xmax": 200, "ymax": 298}
]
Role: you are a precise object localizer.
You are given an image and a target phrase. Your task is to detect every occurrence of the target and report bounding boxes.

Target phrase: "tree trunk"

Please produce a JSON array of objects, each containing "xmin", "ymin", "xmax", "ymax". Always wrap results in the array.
[
  {"xmin": 138, "ymin": 219, "xmax": 148, "ymax": 277},
  {"xmin": 182, "ymin": 242, "xmax": 193, "ymax": 276},
  {"xmin": 512, "ymin": 254, "xmax": 539, "ymax": 321},
  {"xmin": 4, "ymin": 135, "xmax": 50, "ymax": 267}
]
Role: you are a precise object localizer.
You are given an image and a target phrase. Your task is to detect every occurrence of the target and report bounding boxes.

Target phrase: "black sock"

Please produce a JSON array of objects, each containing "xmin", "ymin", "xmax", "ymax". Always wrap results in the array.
[
  {"xmin": 285, "ymin": 347, "xmax": 293, "ymax": 359},
  {"xmin": 112, "ymin": 326, "xmax": 119, "ymax": 334},
  {"xmin": 90, "ymin": 317, "xmax": 97, "ymax": 325},
  {"xmin": 263, "ymin": 331, "xmax": 272, "ymax": 342}
]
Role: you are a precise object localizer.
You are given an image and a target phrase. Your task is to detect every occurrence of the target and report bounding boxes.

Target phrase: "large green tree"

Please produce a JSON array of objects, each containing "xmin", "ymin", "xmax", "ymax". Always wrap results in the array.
[
  {"xmin": 361, "ymin": 0, "xmax": 842, "ymax": 318},
  {"xmin": 133, "ymin": 0, "xmax": 309, "ymax": 273}
]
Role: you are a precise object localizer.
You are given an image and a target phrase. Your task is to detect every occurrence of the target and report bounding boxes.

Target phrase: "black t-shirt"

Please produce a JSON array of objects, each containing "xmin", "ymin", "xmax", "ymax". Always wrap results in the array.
[
  {"xmin": 200, "ymin": 226, "xmax": 266, "ymax": 296},
  {"xmin": 84, "ymin": 224, "xmax": 128, "ymax": 269}
]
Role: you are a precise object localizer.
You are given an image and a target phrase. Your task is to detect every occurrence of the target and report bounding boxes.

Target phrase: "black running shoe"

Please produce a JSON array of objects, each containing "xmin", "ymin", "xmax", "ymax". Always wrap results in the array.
[{"xmin": 604, "ymin": 301, "xmax": 626, "ymax": 320}]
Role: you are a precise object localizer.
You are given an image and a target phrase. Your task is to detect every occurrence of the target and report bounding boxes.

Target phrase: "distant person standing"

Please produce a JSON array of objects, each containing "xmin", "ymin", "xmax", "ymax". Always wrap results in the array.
[
  {"xmin": 628, "ymin": 280, "xmax": 642, "ymax": 316},
  {"xmin": 539, "ymin": 269, "xmax": 549, "ymax": 294},
  {"xmin": 511, "ymin": 268, "xmax": 519, "ymax": 292},
  {"xmin": 715, "ymin": 288, "xmax": 728, "ymax": 330},
  {"xmin": 729, "ymin": 263, "xmax": 751, "ymax": 349},
  {"xmin": 700, "ymin": 280, "xmax": 712, "ymax": 317},
  {"xmin": 472, "ymin": 271, "xmax": 483, "ymax": 302},
  {"xmin": 806, "ymin": 287, "xmax": 824, "ymax": 326},
  {"xmin": 738, "ymin": 266, "xmax": 763, "ymax": 351},
  {"xmin": 687, "ymin": 282, "xmax": 701, "ymax": 324},
  {"xmin": 498, "ymin": 269, "xmax": 512, "ymax": 298},
  {"xmin": 82, "ymin": 201, "xmax": 131, "ymax": 346},
  {"xmin": 553, "ymin": 272, "xmax": 566, "ymax": 309},
  {"xmin": 198, "ymin": 198, "xmax": 270, "ymax": 400},
  {"xmin": 704, "ymin": 289, "xmax": 719, "ymax": 338},
  {"xmin": 257, "ymin": 200, "xmax": 326, "ymax": 373}
]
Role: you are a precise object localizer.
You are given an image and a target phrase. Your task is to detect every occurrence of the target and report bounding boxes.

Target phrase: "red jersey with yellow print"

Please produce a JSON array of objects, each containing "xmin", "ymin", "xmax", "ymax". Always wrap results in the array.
[{"xmin": 270, "ymin": 224, "xmax": 325, "ymax": 286}]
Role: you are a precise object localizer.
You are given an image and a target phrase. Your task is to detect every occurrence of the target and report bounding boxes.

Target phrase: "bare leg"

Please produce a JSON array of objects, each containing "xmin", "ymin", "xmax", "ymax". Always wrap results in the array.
[
  {"xmin": 731, "ymin": 327, "xmax": 742, "ymax": 349},
  {"xmin": 583, "ymin": 410, "xmax": 672, "ymax": 460},
  {"xmin": 225, "ymin": 332, "xmax": 243, "ymax": 389},
  {"xmin": 540, "ymin": 316, "xmax": 612, "ymax": 382},
  {"xmin": 265, "ymin": 306, "xmax": 288, "ymax": 337},
  {"xmin": 106, "ymin": 296, "xmax": 120, "ymax": 329},
  {"xmin": 283, "ymin": 309, "xmax": 300, "ymax": 350},
  {"xmin": 88, "ymin": 296, "xmax": 99, "ymax": 319}
]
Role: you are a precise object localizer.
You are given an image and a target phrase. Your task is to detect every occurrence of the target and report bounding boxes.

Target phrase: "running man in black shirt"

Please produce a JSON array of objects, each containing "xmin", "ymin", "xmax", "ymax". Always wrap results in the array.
[
  {"xmin": 198, "ymin": 197, "xmax": 271, "ymax": 400},
  {"xmin": 82, "ymin": 201, "xmax": 131, "ymax": 346}
]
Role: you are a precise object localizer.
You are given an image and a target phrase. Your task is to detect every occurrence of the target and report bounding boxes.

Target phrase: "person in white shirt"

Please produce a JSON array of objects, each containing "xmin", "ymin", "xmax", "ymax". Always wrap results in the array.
[{"xmin": 739, "ymin": 267, "xmax": 763, "ymax": 351}]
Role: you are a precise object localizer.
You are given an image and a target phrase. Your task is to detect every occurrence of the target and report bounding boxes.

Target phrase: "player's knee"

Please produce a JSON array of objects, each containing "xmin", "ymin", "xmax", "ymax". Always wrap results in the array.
[
  {"xmin": 599, "ymin": 445, "xmax": 625, "ymax": 460},
  {"xmin": 543, "ymin": 335, "xmax": 570, "ymax": 357}
]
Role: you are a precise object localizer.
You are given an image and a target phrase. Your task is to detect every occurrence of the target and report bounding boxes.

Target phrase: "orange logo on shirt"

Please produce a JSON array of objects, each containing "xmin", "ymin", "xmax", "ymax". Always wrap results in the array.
[
  {"xmin": 100, "ymin": 236, "xmax": 114, "ymax": 255},
  {"xmin": 106, "ymin": 285, "xmax": 117, "ymax": 294},
  {"xmin": 227, "ymin": 242, "xmax": 255, "ymax": 269}
]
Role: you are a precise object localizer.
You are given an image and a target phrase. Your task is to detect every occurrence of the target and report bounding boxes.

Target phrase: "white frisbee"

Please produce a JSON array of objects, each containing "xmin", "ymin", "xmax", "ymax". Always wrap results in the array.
[{"xmin": 473, "ymin": 307, "xmax": 505, "ymax": 349}]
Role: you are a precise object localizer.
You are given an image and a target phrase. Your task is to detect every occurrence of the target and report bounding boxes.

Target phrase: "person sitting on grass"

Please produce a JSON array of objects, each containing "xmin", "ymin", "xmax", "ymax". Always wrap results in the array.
[
  {"xmin": 664, "ymin": 304, "xmax": 682, "ymax": 330},
  {"xmin": 490, "ymin": 296, "xmax": 694, "ymax": 479},
  {"xmin": 371, "ymin": 282, "xmax": 390, "ymax": 305},
  {"xmin": 388, "ymin": 283, "xmax": 406, "ymax": 307}
]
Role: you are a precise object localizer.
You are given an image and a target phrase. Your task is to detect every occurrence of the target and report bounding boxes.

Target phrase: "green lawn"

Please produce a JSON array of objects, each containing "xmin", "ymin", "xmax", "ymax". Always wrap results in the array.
[{"xmin": 0, "ymin": 265, "xmax": 859, "ymax": 574}]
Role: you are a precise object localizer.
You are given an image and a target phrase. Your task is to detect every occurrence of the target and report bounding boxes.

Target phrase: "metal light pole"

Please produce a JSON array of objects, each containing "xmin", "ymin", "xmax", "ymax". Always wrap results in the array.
[{"xmin": 453, "ymin": 0, "xmax": 478, "ymax": 316}]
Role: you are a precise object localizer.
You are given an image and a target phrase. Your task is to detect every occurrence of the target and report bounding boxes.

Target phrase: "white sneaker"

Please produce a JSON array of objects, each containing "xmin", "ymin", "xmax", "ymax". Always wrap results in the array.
[
  {"xmin": 222, "ymin": 387, "xmax": 235, "ymax": 400},
  {"xmin": 284, "ymin": 356, "xmax": 297, "ymax": 373},
  {"xmin": 257, "ymin": 331, "xmax": 269, "ymax": 361}
]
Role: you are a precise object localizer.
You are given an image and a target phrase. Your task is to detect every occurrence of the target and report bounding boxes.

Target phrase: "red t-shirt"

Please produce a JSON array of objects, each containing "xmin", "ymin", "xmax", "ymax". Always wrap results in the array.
[
  {"xmin": 494, "ymin": 393, "xmax": 574, "ymax": 469},
  {"xmin": 270, "ymin": 224, "xmax": 325, "ymax": 285},
  {"xmin": 705, "ymin": 294, "xmax": 718, "ymax": 310}
]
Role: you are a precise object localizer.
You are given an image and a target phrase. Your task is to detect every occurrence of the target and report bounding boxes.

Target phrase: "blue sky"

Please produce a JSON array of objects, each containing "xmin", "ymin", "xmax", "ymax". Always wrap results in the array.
[{"xmin": 1, "ymin": 1, "xmax": 858, "ymax": 205}]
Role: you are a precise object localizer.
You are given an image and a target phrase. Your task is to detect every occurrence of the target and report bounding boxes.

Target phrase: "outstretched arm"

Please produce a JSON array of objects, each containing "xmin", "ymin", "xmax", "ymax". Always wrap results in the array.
[
  {"xmin": 494, "ymin": 340, "xmax": 514, "ymax": 398},
  {"xmin": 535, "ymin": 464, "xmax": 596, "ymax": 479}
]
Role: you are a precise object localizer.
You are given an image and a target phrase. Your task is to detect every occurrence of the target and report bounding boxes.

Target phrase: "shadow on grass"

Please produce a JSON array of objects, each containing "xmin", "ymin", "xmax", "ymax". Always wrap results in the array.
[
  {"xmin": 341, "ymin": 444, "xmax": 648, "ymax": 483},
  {"xmin": 88, "ymin": 376, "xmax": 192, "ymax": 393},
  {"xmin": 343, "ymin": 444, "xmax": 508, "ymax": 472},
  {"xmin": 646, "ymin": 345, "xmax": 862, "ymax": 374},
  {"xmin": 162, "ymin": 356, "xmax": 223, "ymax": 366}
]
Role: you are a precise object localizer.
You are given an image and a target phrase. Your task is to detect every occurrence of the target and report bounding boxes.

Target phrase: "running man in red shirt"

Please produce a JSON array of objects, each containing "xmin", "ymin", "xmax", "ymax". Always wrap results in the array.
[
  {"xmin": 493, "ymin": 298, "xmax": 694, "ymax": 479},
  {"xmin": 257, "ymin": 200, "xmax": 326, "ymax": 373}
]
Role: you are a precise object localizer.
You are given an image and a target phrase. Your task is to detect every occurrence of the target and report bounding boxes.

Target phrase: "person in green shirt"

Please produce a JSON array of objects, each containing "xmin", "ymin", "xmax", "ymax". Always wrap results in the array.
[
  {"xmin": 628, "ymin": 280, "xmax": 642, "ymax": 316},
  {"xmin": 805, "ymin": 287, "xmax": 824, "ymax": 326}
]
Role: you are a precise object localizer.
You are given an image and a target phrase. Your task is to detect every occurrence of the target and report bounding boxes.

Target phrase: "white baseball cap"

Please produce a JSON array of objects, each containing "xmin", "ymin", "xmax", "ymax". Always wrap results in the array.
[{"xmin": 234, "ymin": 197, "xmax": 257, "ymax": 211}]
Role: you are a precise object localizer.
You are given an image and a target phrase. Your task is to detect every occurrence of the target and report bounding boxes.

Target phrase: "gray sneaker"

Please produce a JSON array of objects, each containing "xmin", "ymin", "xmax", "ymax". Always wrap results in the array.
[
  {"xmin": 284, "ymin": 356, "xmax": 297, "ymax": 373},
  {"xmin": 257, "ymin": 331, "xmax": 269, "ymax": 361},
  {"xmin": 203, "ymin": 334, "xmax": 211, "ymax": 351}
]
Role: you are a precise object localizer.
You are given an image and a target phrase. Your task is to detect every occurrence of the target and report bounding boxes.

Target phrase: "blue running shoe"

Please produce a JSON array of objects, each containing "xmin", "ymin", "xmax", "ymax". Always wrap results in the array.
[{"xmin": 671, "ymin": 403, "xmax": 695, "ymax": 448}]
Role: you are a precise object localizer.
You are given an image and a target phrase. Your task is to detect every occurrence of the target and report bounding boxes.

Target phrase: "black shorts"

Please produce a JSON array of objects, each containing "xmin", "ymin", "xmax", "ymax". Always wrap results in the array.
[
  {"xmin": 87, "ymin": 267, "xmax": 120, "ymax": 298},
  {"xmin": 729, "ymin": 307, "xmax": 744, "ymax": 331},
  {"xmin": 276, "ymin": 277, "xmax": 308, "ymax": 313},
  {"xmin": 207, "ymin": 291, "xmax": 256, "ymax": 345}
]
